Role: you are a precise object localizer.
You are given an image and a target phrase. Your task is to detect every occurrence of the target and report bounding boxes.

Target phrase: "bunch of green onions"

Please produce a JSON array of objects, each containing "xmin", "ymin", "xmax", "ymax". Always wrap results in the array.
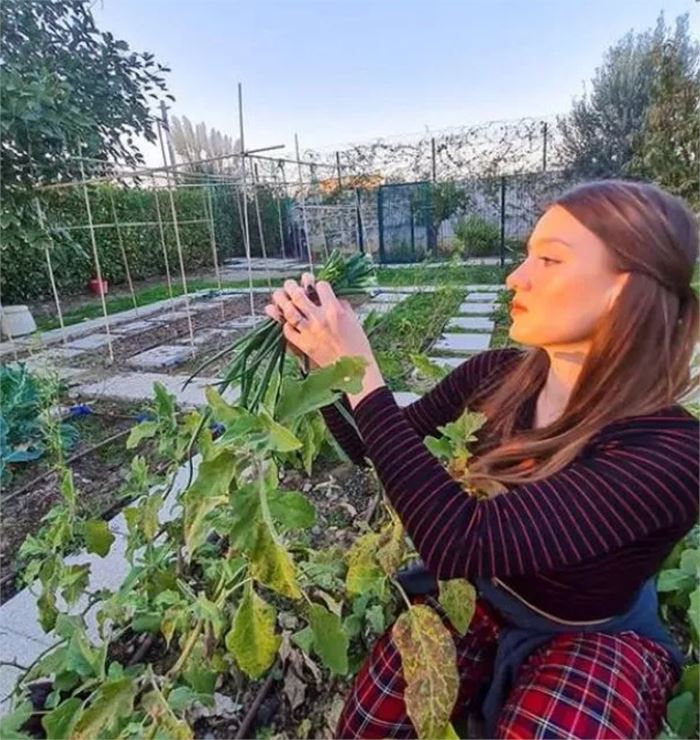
[{"xmin": 189, "ymin": 250, "xmax": 377, "ymax": 413}]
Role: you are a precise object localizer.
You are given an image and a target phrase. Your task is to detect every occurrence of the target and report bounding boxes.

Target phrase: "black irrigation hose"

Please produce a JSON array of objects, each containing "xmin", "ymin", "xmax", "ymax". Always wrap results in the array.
[{"xmin": 2, "ymin": 428, "xmax": 133, "ymax": 505}]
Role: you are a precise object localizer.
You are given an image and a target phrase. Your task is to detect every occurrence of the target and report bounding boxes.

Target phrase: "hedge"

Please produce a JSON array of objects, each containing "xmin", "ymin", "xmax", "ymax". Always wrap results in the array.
[{"xmin": 0, "ymin": 182, "xmax": 287, "ymax": 305}]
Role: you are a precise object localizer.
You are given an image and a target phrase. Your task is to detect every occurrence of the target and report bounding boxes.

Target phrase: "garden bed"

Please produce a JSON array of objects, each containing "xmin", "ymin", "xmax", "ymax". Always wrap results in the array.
[{"xmin": 0, "ymin": 399, "xmax": 148, "ymax": 603}]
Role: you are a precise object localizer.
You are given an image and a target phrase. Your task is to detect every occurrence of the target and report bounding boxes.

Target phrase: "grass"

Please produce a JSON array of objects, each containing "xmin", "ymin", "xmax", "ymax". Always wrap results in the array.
[
  {"xmin": 376, "ymin": 263, "xmax": 507, "ymax": 287},
  {"xmin": 34, "ymin": 277, "xmax": 278, "ymax": 331},
  {"xmin": 369, "ymin": 287, "xmax": 464, "ymax": 391},
  {"xmin": 32, "ymin": 262, "xmax": 508, "ymax": 333}
]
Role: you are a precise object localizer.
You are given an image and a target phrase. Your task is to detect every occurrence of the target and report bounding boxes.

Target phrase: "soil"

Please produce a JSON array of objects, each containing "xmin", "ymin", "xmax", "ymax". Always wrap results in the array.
[{"xmin": 0, "ymin": 398, "xmax": 149, "ymax": 604}]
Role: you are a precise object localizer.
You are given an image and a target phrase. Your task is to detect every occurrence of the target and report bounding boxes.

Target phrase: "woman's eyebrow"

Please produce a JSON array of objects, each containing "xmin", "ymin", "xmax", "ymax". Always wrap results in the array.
[{"xmin": 526, "ymin": 237, "xmax": 574, "ymax": 253}]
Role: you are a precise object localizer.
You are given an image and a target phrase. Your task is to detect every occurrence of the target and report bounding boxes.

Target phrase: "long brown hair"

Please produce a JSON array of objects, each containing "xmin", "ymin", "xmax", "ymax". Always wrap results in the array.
[{"xmin": 467, "ymin": 179, "xmax": 699, "ymax": 492}]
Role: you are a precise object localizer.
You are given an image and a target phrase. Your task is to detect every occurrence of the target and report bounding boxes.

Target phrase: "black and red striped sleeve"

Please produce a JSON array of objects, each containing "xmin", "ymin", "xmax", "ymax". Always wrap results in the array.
[
  {"xmin": 320, "ymin": 348, "xmax": 523, "ymax": 466},
  {"xmin": 352, "ymin": 387, "xmax": 699, "ymax": 580}
]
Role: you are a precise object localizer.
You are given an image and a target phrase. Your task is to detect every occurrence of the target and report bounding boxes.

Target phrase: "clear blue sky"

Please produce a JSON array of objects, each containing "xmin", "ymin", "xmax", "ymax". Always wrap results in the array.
[{"xmin": 94, "ymin": 0, "xmax": 699, "ymax": 161}]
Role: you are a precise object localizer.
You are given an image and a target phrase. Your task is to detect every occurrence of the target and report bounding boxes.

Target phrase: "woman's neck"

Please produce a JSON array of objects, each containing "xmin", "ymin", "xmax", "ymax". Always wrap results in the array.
[{"xmin": 535, "ymin": 345, "xmax": 589, "ymax": 428}]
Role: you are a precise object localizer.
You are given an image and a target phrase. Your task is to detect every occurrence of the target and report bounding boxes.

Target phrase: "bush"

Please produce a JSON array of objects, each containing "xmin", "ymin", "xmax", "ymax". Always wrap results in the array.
[{"xmin": 452, "ymin": 216, "xmax": 500, "ymax": 257}]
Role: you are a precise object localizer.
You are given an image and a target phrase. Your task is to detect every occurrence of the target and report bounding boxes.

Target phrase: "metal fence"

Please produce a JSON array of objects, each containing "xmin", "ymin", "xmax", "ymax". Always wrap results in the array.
[{"xmin": 376, "ymin": 169, "xmax": 586, "ymax": 265}]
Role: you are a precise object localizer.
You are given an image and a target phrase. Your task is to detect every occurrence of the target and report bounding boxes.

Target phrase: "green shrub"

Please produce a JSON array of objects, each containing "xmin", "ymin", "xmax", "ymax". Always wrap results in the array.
[{"xmin": 452, "ymin": 216, "xmax": 500, "ymax": 257}]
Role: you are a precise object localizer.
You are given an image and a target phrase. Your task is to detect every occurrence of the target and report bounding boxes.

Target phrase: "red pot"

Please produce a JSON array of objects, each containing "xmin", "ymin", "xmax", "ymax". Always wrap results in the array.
[{"xmin": 88, "ymin": 278, "xmax": 108, "ymax": 296}]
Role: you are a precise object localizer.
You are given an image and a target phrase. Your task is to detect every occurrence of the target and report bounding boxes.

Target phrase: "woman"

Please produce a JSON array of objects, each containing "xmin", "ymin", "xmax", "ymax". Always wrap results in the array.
[{"xmin": 265, "ymin": 180, "xmax": 699, "ymax": 739}]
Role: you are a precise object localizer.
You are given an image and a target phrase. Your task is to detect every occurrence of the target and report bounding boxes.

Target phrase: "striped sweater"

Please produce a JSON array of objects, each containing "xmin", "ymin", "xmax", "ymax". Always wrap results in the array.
[{"xmin": 321, "ymin": 348, "xmax": 699, "ymax": 620}]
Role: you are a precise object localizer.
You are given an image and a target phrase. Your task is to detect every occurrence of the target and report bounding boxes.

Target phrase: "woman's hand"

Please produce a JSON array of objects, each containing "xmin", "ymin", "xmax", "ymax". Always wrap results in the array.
[
  {"xmin": 264, "ymin": 272, "xmax": 386, "ymax": 407},
  {"xmin": 265, "ymin": 273, "xmax": 374, "ymax": 369}
]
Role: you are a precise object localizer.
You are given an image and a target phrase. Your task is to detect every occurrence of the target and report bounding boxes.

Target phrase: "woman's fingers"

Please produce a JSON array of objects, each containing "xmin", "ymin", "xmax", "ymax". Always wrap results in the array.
[
  {"xmin": 284, "ymin": 279, "xmax": 319, "ymax": 318},
  {"xmin": 265, "ymin": 304, "xmax": 283, "ymax": 323},
  {"xmin": 300, "ymin": 272, "xmax": 315, "ymax": 291},
  {"xmin": 314, "ymin": 280, "xmax": 338, "ymax": 308}
]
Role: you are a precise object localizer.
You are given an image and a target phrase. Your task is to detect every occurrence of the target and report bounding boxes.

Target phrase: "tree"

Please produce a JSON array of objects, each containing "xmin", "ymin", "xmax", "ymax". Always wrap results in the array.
[
  {"xmin": 557, "ymin": 13, "xmax": 695, "ymax": 179},
  {"xmin": 629, "ymin": 17, "xmax": 700, "ymax": 206},
  {"xmin": 1, "ymin": 0, "xmax": 173, "ymax": 190},
  {"xmin": 170, "ymin": 115, "xmax": 240, "ymax": 175},
  {"xmin": 0, "ymin": 0, "xmax": 173, "ymax": 303}
]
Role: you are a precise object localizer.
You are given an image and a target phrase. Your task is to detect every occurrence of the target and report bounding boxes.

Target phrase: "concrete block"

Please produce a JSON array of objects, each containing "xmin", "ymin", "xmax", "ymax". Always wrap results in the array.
[
  {"xmin": 65, "ymin": 333, "xmax": 113, "ymax": 350},
  {"xmin": 126, "ymin": 345, "xmax": 195, "ymax": 370},
  {"xmin": 174, "ymin": 328, "xmax": 234, "ymax": 347},
  {"xmin": 432, "ymin": 333, "xmax": 491, "ymax": 355},
  {"xmin": 393, "ymin": 391, "xmax": 420, "ymax": 407},
  {"xmin": 446, "ymin": 317, "xmax": 495, "ymax": 332},
  {"xmin": 72, "ymin": 372, "xmax": 240, "ymax": 409},
  {"xmin": 464, "ymin": 292, "xmax": 500, "ymax": 302},
  {"xmin": 149, "ymin": 310, "xmax": 193, "ymax": 323},
  {"xmin": 110, "ymin": 320, "xmax": 156, "ymax": 335},
  {"xmin": 457, "ymin": 302, "xmax": 496, "ymax": 316},
  {"xmin": 426, "ymin": 356, "xmax": 466, "ymax": 369}
]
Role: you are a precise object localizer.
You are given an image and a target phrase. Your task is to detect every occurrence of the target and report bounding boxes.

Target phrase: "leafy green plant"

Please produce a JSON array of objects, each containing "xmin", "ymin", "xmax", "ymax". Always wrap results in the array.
[
  {"xmin": 0, "ymin": 364, "xmax": 78, "ymax": 482},
  {"xmin": 452, "ymin": 215, "xmax": 500, "ymax": 258},
  {"xmin": 192, "ymin": 249, "xmax": 377, "ymax": 413}
]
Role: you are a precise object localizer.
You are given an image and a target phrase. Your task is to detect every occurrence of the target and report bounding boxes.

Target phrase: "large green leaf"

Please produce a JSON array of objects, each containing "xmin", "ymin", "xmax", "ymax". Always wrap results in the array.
[
  {"xmin": 666, "ymin": 691, "xmax": 698, "ymax": 738},
  {"xmin": 225, "ymin": 582, "xmax": 281, "ymax": 679},
  {"xmin": 228, "ymin": 483, "xmax": 262, "ymax": 552},
  {"xmin": 268, "ymin": 490, "xmax": 316, "ymax": 531},
  {"xmin": 42, "ymin": 697, "xmax": 82, "ymax": 740},
  {"xmin": 275, "ymin": 357, "xmax": 367, "ymax": 424},
  {"xmin": 392, "ymin": 605, "xmax": 459, "ymax": 739},
  {"xmin": 126, "ymin": 420, "xmax": 158, "ymax": 450},
  {"xmin": 0, "ymin": 700, "xmax": 32, "ymax": 739},
  {"xmin": 438, "ymin": 580, "xmax": 476, "ymax": 637},
  {"xmin": 183, "ymin": 450, "xmax": 236, "ymax": 559},
  {"xmin": 84, "ymin": 519, "xmax": 115, "ymax": 558},
  {"xmin": 308, "ymin": 603, "xmax": 348, "ymax": 676},
  {"xmin": 249, "ymin": 520, "xmax": 302, "ymax": 599},
  {"xmin": 72, "ymin": 677, "xmax": 136, "ymax": 739}
]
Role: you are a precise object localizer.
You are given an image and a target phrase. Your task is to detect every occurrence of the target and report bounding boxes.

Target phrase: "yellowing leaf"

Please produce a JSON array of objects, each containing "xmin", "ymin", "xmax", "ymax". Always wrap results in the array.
[
  {"xmin": 249, "ymin": 521, "xmax": 302, "ymax": 600},
  {"xmin": 346, "ymin": 532, "xmax": 385, "ymax": 597},
  {"xmin": 72, "ymin": 677, "xmax": 136, "ymax": 739},
  {"xmin": 84, "ymin": 519, "xmax": 115, "ymax": 558},
  {"xmin": 225, "ymin": 582, "xmax": 281, "ymax": 679},
  {"xmin": 183, "ymin": 450, "xmax": 237, "ymax": 559},
  {"xmin": 438, "ymin": 580, "xmax": 476, "ymax": 637},
  {"xmin": 392, "ymin": 605, "xmax": 459, "ymax": 739},
  {"xmin": 376, "ymin": 518, "xmax": 405, "ymax": 575},
  {"xmin": 126, "ymin": 420, "xmax": 158, "ymax": 449}
]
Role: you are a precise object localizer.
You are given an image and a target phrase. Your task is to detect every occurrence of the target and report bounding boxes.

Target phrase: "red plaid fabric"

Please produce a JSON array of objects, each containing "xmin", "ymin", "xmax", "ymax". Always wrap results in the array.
[{"xmin": 336, "ymin": 597, "xmax": 679, "ymax": 739}]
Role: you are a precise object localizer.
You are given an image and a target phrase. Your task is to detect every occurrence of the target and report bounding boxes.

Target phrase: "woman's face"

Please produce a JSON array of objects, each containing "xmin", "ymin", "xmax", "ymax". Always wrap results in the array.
[{"xmin": 505, "ymin": 205, "xmax": 629, "ymax": 349}]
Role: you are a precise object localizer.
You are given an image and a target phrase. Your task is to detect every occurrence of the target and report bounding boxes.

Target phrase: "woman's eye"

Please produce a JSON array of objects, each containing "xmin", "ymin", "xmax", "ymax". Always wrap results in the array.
[{"xmin": 539, "ymin": 257, "xmax": 559, "ymax": 266}]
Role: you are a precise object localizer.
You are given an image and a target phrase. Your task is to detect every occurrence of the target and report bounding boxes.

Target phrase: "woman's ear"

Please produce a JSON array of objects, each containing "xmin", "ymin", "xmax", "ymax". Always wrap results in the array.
[{"xmin": 606, "ymin": 272, "xmax": 630, "ymax": 311}]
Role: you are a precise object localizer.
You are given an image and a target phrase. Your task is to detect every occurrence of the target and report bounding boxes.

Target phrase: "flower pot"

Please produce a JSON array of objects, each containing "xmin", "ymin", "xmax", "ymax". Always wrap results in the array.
[
  {"xmin": 0, "ymin": 304, "xmax": 37, "ymax": 338},
  {"xmin": 89, "ymin": 278, "xmax": 108, "ymax": 296}
]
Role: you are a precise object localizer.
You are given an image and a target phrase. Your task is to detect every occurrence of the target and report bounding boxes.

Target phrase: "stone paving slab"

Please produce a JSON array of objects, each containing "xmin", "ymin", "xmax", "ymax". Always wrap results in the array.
[
  {"xmin": 464, "ymin": 292, "xmax": 499, "ymax": 301},
  {"xmin": 370, "ymin": 293, "xmax": 411, "ymax": 303},
  {"xmin": 110, "ymin": 319, "xmax": 157, "ymax": 334},
  {"xmin": 65, "ymin": 333, "xmax": 113, "ymax": 350},
  {"xmin": 71, "ymin": 372, "xmax": 239, "ymax": 408},
  {"xmin": 465, "ymin": 284, "xmax": 505, "ymax": 292},
  {"xmin": 432, "ymin": 333, "xmax": 492, "ymax": 354},
  {"xmin": 357, "ymin": 302, "xmax": 394, "ymax": 317},
  {"xmin": 174, "ymin": 328, "xmax": 234, "ymax": 348},
  {"xmin": 222, "ymin": 315, "xmax": 267, "ymax": 330},
  {"xmin": 127, "ymin": 345, "xmax": 196, "ymax": 370},
  {"xmin": 446, "ymin": 317, "xmax": 495, "ymax": 332},
  {"xmin": 426, "ymin": 356, "xmax": 467, "ymax": 369},
  {"xmin": 149, "ymin": 310, "xmax": 193, "ymax": 323},
  {"xmin": 393, "ymin": 391, "xmax": 421, "ymax": 407},
  {"xmin": 457, "ymin": 302, "xmax": 496, "ymax": 316}
]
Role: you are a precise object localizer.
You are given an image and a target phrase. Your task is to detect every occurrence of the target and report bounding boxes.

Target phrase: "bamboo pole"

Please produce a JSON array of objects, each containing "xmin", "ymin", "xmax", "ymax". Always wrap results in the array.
[
  {"xmin": 237, "ymin": 82, "xmax": 256, "ymax": 316},
  {"xmin": 157, "ymin": 120, "xmax": 195, "ymax": 351},
  {"xmin": 78, "ymin": 154, "xmax": 114, "ymax": 362},
  {"xmin": 108, "ymin": 189, "xmax": 139, "ymax": 315}
]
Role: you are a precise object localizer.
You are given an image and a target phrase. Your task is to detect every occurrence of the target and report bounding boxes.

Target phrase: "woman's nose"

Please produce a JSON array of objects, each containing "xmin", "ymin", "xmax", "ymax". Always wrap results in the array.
[{"xmin": 506, "ymin": 260, "xmax": 529, "ymax": 292}]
